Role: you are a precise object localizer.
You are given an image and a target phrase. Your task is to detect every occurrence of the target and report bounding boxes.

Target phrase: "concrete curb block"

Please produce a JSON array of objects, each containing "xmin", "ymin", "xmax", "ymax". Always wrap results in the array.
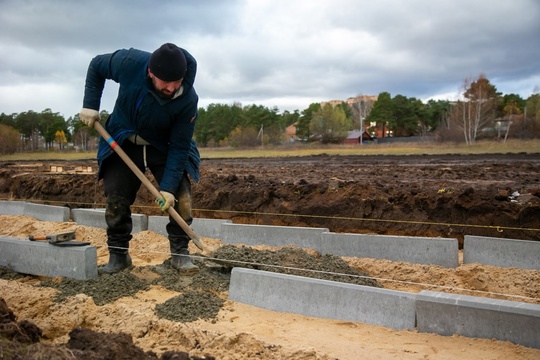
[
  {"xmin": 192, "ymin": 218, "xmax": 233, "ymax": 238},
  {"xmin": 220, "ymin": 223, "xmax": 457, "ymax": 268},
  {"xmin": 0, "ymin": 236, "xmax": 98, "ymax": 280},
  {"xmin": 148, "ymin": 216, "xmax": 232, "ymax": 238},
  {"xmin": 71, "ymin": 208, "xmax": 148, "ymax": 233},
  {"xmin": 320, "ymin": 232, "xmax": 459, "ymax": 268},
  {"xmin": 416, "ymin": 290, "xmax": 540, "ymax": 349},
  {"xmin": 230, "ymin": 268, "xmax": 540, "ymax": 349},
  {"xmin": 228, "ymin": 267, "xmax": 417, "ymax": 331},
  {"xmin": 464, "ymin": 235, "xmax": 540, "ymax": 270},
  {"xmin": 0, "ymin": 200, "xmax": 27, "ymax": 215},
  {"xmin": 221, "ymin": 223, "xmax": 329, "ymax": 248},
  {"xmin": 147, "ymin": 216, "xmax": 168, "ymax": 236},
  {"xmin": 24, "ymin": 203, "xmax": 70, "ymax": 222}
]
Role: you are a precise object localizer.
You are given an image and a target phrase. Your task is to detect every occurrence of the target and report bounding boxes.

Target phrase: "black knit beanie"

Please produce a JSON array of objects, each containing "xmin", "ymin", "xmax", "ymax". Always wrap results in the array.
[{"xmin": 149, "ymin": 43, "xmax": 187, "ymax": 81}]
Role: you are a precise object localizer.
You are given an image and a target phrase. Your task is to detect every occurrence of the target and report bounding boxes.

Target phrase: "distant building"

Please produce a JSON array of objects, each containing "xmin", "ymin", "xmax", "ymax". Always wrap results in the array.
[
  {"xmin": 345, "ymin": 95, "xmax": 378, "ymax": 107},
  {"xmin": 321, "ymin": 95, "xmax": 378, "ymax": 109},
  {"xmin": 343, "ymin": 130, "xmax": 375, "ymax": 144},
  {"xmin": 320, "ymin": 99, "xmax": 345, "ymax": 108},
  {"xmin": 285, "ymin": 122, "xmax": 298, "ymax": 143}
]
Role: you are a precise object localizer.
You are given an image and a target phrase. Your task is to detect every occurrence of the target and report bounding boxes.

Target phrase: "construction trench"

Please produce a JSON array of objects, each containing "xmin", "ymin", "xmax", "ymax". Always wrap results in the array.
[{"xmin": 1, "ymin": 200, "xmax": 539, "ymax": 352}]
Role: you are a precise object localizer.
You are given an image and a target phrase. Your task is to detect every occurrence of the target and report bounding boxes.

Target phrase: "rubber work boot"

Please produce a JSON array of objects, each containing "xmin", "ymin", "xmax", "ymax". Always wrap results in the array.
[
  {"xmin": 170, "ymin": 248, "xmax": 199, "ymax": 275},
  {"xmin": 99, "ymin": 253, "xmax": 132, "ymax": 274}
]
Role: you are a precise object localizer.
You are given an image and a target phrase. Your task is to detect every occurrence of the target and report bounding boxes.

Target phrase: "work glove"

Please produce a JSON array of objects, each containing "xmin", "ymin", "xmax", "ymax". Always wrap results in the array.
[
  {"xmin": 79, "ymin": 108, "xmax": 100, "ymax": 128},
  {"xmin": 156, "ymin": 191, "xmax": 175, "ymax": 212}
]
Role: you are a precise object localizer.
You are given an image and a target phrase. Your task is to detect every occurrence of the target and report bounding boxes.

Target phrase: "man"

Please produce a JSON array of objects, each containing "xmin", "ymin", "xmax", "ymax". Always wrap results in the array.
[{"xmin": 80, "ymin": 43, "xmax": 200, "ymax": 275}]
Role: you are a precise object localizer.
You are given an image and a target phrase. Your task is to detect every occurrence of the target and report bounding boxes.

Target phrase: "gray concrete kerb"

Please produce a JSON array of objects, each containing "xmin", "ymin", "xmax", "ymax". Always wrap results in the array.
[
  {"xmin": 464, "ymin": 235, "xmax": 540, "ymax": 270},
  {"xmin": 0, "ymin": 236, "xmax": 98, "ymax": 280},
  {"xmin": 319, "ymin": 232, "xmax": 459, "ymax": 268},
  {"xmin": 221, "ymin": 223, "xmax": 329, "ymax": 249},
  {"xmin": 148, "ymin": 215, "xmax": 232, "ymax": 239},
  {"xmin": 228, "ymin": 267, "xmax": 417, "ymax": 331},
  {"xmin": 0, "ymin": 200, "xmax": 27, "ymax": 215},
  {"xmin": 416, "ymin": 290, "xmax": 540, "ymax": 349},
  {"xmin": 71, "ymin": 208, "xmax": 148, "ymax": 233},
  {"xmin": 24, "ymin": 202, "xmax": 70, "ymax": 222}
]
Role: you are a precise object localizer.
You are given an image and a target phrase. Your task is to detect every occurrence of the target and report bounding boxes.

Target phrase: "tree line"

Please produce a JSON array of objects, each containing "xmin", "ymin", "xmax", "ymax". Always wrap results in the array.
[
  {"xmin": 1, "ymin": 74, "xmax": 539, "ymax": 154},
  {"xmin": 0, "ymin": 110, "xmax": 109, "ymax": 154}
]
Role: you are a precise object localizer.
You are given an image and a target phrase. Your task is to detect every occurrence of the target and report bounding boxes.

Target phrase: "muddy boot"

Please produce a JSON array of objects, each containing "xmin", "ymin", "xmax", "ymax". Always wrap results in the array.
[
  {"xmin": 99, "ymin": 253, "xmax": 132, "ymax": 274},
  {"xmin": 170, "ymin": 241, "xmax": 199, "ymax": 275},
  {"xmin": 101, "ymin": 195, "xmax": 134, "ymax": 275}
]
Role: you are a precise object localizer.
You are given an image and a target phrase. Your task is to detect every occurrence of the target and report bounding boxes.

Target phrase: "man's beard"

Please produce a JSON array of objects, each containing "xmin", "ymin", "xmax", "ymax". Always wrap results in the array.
[
  {"xmin": 156, "ymin": 88, "xmax": 174, "ymax": 99},
  {"xmin": 150, "ymin": 76, "xmax": 175, "ymax": 99}
]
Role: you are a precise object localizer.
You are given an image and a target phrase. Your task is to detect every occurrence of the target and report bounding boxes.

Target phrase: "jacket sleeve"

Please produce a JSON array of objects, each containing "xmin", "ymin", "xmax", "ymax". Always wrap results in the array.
[
  {"xmin": 159, "ymin": 111, "xmax": 198, "ymax": 193},
  {"xmin": 82, "ymin": 49, "xmax": 127, "ymax": 110}
]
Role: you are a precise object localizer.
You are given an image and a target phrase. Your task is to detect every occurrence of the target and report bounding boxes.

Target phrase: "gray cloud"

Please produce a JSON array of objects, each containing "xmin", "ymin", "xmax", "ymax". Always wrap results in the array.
[{"xmin": 1, "ymin": 0, "xmax": 539, "ymax": 118}]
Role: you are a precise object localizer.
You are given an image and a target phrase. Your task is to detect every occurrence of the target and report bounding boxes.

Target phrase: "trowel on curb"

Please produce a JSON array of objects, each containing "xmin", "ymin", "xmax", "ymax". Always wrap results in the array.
[{"xmin": 29, "ymin": 231, "xmax": 90, "ymax": 247}]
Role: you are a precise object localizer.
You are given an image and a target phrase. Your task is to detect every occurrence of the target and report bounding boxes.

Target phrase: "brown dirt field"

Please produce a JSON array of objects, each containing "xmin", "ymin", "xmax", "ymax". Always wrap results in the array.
[
  {"xmin": 2, "ymin": 153, "xmax": 540, "ymax": 244},
  {"xmin": 0, "ymin": 153, "xmax": 539, "ymax": 359}
]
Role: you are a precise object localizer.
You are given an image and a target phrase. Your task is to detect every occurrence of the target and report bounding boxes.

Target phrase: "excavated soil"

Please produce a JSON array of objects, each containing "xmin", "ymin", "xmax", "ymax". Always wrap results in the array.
[
  {"xmin": 0, "ymin": 153, "xmax": 540, "ymax": 359},
  {"xmin": 1, "ymin": 153, "xmax": 540, "ymax": 244}
]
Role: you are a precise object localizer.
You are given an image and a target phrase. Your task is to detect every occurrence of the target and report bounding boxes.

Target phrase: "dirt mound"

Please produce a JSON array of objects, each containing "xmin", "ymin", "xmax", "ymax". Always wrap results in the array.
[
  {"xmin": 0, "ymin": 297, "xmax": 214, "ymax": 359},
  {"xmin": 212, "ymin": 245, "xmax": 381, "ymax": 287}
]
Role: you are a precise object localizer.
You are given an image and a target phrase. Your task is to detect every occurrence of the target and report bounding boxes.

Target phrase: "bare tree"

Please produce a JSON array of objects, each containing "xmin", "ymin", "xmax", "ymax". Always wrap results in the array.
[
  {"xmin": 349, "ymin": 95, "xmax": 376, "ymax": 138},
  {"xmin": 451, "ymin": 75, "xmax": 498, "ymax": 144},
  {"xmin": 73, "ymin": 127, "xmax": 95, "ymax": 151}
]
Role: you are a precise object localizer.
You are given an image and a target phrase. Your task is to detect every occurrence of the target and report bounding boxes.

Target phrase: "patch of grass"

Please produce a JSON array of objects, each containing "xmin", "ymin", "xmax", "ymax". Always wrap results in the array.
[
  {"xmin": 1, "ymin": 139, "xmax": 539, "ymax": 161},
  {"xmin": 198, "ymin": 139, "xmax": 540, "ymax": 158},
  {"xmin": 0, "ymin": 151, "xmax": 96, "ymax": 161}
]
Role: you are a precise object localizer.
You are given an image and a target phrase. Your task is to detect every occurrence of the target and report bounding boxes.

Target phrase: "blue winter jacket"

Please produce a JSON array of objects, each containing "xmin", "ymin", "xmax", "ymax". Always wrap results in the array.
[{"xmin": 83, "ymin": 47, "xmax": 200, "ymax": 194}]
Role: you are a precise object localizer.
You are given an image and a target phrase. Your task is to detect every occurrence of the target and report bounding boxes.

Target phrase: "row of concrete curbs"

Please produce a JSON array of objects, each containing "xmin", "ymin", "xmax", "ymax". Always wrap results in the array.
[
  {"xmin": 1, "ymin": 200, "xmax": 539, "ymax": 349},
  {"xmin": 2, "ymin": 200, "xmax": 538, "ymax": 270}
]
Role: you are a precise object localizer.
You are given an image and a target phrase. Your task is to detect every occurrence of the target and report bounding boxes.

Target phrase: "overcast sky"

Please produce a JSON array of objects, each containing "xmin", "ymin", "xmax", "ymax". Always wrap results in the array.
[{"xmin": 1, "ymin": 0, "xmax": 539, "ymax": 119}]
